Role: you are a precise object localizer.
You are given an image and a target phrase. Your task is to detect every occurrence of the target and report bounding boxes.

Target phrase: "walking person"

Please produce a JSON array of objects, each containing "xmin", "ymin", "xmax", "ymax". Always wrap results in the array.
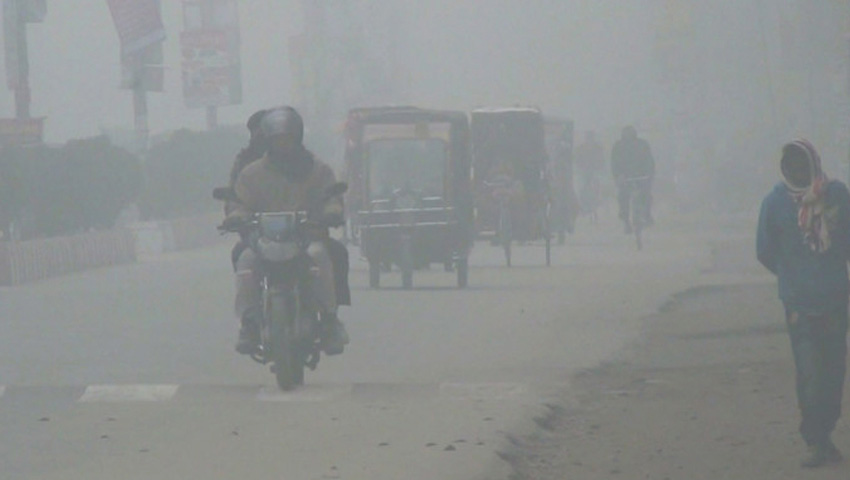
[{"xmin": 757, "ymin": 139, "xmax": 850, "ymax": 468}]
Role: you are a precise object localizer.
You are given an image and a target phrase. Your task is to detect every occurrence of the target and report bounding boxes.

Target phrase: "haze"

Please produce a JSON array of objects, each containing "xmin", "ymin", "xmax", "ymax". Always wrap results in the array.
[{"xmin": 0, "ymin": 2, "xmax": 831, "ymax": 154}]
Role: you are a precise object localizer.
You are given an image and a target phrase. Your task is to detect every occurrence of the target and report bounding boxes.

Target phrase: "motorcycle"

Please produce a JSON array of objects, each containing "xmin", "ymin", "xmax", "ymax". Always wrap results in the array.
[{"xmin": 213, "ymin": 182, "xmax": 348, "ymax": 390}]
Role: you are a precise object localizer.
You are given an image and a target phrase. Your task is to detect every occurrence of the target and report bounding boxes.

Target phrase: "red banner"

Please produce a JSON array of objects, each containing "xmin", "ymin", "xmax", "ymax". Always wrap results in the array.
[{"xmin": 106, "ymin": 0, "xmax": 165, "ymax": 56}]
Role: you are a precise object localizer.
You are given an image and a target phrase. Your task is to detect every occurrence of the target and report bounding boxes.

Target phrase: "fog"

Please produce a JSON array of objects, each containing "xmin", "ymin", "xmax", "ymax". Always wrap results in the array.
[
  {"xmin": 4, "ymin": 3, "xmax": 850, "ymax": 478},
  {"xmin": 1, "ymin": 1, "xmax": 848, "ymax": 217},
  {"xmin": 2, "ymin": 2, "xmax": 843, "ymax": 170}
]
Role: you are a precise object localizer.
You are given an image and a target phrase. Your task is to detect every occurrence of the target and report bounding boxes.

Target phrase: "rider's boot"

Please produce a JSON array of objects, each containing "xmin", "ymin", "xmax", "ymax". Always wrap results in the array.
[{"xmin": 320, "ymin": 312, "xmax": 350, "ymax": 356}]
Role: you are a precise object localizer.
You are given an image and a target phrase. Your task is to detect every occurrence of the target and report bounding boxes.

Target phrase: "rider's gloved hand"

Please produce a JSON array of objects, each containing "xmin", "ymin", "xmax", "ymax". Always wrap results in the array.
[{"xmin": 221, "ymin": 215, "xmax": 248, "ymax": 231}]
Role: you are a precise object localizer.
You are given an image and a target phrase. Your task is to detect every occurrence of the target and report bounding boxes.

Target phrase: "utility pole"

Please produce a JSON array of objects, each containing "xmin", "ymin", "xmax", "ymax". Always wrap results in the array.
[
  {"xmin": 131, "ymin": 56, "xmax": 149, "ymax": 152},
  {"xmin": 1, "ymin": 0, "xmax": 46, "ymax": 147},
  {"xmin": 106, "ymin": 0, "xmax": 166, "ymax": 154},
  {"xmin": 200, "ymin": 1, "xmax": 217, "ymax": 130},
  {"xmin": 11, "ymin": 2, "xmax": 29, "ymax": 119}
]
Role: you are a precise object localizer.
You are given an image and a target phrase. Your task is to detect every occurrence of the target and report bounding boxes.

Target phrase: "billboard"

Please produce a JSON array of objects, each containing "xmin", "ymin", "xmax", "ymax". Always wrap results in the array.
[
  {"xmin": 180, "ymin": 0, "xmax": 242, "ymax": 108},
  {"xmin": 106, "ymin": 0, "xmax": 165, "ymax": 92},
  {"xmin": 19, "ymin": 0, "xmax": 45, "ymax": 23},
  {"xmin": 0, "ymin": 116, "xmax": 44, "ymax": 146},
  {"xmin": 3, "ymin": 0, "xmax": 21, "ymax": 90},
  {"xmin": 106, "ymin": 0, "xmax": 166, "ymax": 56}
]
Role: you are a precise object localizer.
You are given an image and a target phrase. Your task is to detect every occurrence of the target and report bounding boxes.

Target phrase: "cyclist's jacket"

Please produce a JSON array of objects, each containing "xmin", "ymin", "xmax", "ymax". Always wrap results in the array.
[{"xmin": 611, "ymin": 137, "xmax": 654, "ymax": 180}]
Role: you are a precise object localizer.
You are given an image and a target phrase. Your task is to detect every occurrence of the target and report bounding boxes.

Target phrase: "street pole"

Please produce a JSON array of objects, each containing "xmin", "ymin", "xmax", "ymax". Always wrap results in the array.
[
  {"xmin": 206, "ymin": 105, "xmax": 218, "ymax": 130},
  {"xmin": 13, "ymin": 5, "xmax": 29, "ymax": 120},
  {"xmin": 132, "ymin": 55, "xmax": 149, "ymax": 152},
  {"xmin": 754, "ymin": 0, "xmax": 779, "ymax": 140},
  {"xmin": 201, "ymin": 0, "xmax": 217, "ymax": 131}
]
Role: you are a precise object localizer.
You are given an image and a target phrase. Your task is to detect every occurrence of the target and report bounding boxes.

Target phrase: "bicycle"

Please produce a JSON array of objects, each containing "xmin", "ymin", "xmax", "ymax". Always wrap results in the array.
[{"xmin": 620, "ymin": 176, "xmax": 652, "ymax": 250}]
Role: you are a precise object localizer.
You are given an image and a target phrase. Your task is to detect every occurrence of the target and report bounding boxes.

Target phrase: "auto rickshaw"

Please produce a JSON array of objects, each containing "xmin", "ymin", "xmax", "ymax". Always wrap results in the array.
[
  {"xmin": 544, "ymin": 116, "xmax": 579, "ymax": 244},
  {"xmin": 345, "ymin": 107, "xmax": 473, "ymax": 289},
  {"xmin": 471, "ymin": 107, "xmax": 551, "ymax": 266}
]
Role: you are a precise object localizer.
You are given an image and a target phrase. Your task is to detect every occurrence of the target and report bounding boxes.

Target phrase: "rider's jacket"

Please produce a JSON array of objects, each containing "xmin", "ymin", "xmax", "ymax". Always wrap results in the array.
[
  {"xmin": 611, "ymin": 137, "xmax": 655, "ymax": 180},
  {"xmin": 224, "ymin": 146, "xmax": 265, "ymax": 216},
  {"xmin": 227, "ymin": 149, "xmax": 343, "ymax": 225}
]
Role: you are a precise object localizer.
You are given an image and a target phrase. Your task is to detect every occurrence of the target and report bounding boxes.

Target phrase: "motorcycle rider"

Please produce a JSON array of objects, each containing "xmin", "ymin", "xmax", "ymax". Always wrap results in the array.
[
  {"xmin": 223, "ymin": 106, "xmax": 350, "ymax": 356},
  {"xmin": 226, "ymin": 109, "xmax": 268, "ymax": 269},
  {"xmin": 611, "ymin": 125, "xmax": 655, "ymax": 233}
]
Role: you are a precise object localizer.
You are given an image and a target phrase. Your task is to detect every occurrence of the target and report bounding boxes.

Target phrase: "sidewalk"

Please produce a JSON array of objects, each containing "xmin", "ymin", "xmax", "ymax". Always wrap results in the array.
[{"xmin": 506, "ymin": 278, "xmax": 850, "ymax": 478}]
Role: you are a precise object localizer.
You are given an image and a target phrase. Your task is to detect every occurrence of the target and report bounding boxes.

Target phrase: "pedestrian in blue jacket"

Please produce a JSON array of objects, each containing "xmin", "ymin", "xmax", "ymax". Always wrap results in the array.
[{"xmin": 757, "ymin": 139, "xmax": 850, "ymax": 468}]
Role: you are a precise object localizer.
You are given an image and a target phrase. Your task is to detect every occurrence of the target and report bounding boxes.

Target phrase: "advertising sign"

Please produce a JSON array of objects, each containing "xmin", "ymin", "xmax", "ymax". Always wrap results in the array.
[
  {"xmin": 3, "ymin": 0, "xmax": 20, "ymax": 90},
  {"xmin": 0, "ymin": 116, "xmax": 44, "ymax": 146},
  {"xmin": 106, "ymin": 0, "xmax": 166, "ymax": 56},
  {"xmin": 20, "ymin": 0, "xmax": 45, "ymax": 23},
  {"xmin": 180, "ymin": 0, "xmax": 242, "ymax": 108}
]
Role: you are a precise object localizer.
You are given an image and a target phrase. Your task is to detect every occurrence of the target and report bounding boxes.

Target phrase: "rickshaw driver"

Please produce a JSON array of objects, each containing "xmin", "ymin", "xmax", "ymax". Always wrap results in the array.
[{"xmin": 224, "ymin": 107, "xmax": 350, "ymax": 356}]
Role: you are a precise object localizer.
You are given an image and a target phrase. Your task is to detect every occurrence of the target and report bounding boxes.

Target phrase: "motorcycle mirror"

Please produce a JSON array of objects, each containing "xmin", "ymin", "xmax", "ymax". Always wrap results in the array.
[{"xmin": 212, "ymin": 186, "xmax": 236, "ymax": 202}]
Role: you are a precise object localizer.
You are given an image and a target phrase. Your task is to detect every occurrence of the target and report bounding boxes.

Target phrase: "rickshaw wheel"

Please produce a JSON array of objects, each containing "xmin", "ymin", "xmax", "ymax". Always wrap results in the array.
[{"xmin": 369, "ymin": 260, "xmax": 380, "ymax": 288}]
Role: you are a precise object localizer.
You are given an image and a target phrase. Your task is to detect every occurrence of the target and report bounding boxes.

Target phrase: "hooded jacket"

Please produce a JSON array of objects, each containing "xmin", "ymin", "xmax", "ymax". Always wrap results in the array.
[
  {"xmin": 227, "ymin": 148, "xmax": 343, "ymax": 224},
  {"xmin": 611, "ymin": 134, "xmax": 654, "ymax": 180},
  {"xmin": 757, "ymin": 142, "xmax": 850, "ymax": 314}
]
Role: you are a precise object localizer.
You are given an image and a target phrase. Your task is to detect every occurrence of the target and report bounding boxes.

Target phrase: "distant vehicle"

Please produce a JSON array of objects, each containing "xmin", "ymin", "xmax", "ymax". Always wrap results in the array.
[
  {"xmin": 344, "ymin": 107, "xmax": 474, "ymax": 289},
  {"xmin": 471, "ymin": 107, "xmax": 551, "ymax": 266}
]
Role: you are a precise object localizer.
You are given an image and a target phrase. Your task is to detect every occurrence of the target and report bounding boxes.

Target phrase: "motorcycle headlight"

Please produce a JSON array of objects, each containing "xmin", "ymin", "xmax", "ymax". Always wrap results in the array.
[{"xmin": 257, "ymin": 238, "xmax": 301, "ymax": 262}]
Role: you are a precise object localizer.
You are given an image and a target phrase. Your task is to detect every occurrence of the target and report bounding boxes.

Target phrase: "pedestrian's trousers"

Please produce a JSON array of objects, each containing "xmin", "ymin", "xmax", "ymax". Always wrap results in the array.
[{"xmin": 784, "ymin": 303, "xmax": 848, "ymax": 446}]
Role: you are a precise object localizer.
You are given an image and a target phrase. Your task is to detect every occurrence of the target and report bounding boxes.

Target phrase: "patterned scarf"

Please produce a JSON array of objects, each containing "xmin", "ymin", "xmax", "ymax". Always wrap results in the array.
[{"xmin": 781, "ymin": 139, "xmax": 836, "ymax": 253}]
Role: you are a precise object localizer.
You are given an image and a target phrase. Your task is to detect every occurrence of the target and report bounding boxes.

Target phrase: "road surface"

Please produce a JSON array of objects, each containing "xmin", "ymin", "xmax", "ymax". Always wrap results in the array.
[{"xmin": 0, "ymin": 213, "xmax": 739, "ymax": 479}]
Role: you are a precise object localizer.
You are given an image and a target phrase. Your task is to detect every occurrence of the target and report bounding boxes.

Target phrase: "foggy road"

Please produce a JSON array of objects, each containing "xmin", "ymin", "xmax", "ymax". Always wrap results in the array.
[{"xmin": 0, "ymin": 216, "xmax": 734, "ymax": 480}]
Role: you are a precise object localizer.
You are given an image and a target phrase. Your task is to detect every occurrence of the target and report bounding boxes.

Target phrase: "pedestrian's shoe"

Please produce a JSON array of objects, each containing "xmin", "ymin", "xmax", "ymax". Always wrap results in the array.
[
  {"xmin": 801, "ymin": 445, "xmax": 830, "ymax": 468},
  {"xmin": 824, "ymin": 439, "xmax": 844, "ymax": 463},
  {"xmin": 320, "ymin": 314, "xmax": 350, "ymax": 356},
  {"xmin": 235, "ymin": 318, "xmax": 260, "ymax": 355}
]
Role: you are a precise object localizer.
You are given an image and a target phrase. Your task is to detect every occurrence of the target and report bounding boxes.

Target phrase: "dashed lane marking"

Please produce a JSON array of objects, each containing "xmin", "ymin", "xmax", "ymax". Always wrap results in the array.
[
  {"xmin": 78, "ymin": 384, "xmax": 179, "ymax": 403},
  {"xmin": 0, "ymin": 383, "xmax": 532, "ymax": 404}
]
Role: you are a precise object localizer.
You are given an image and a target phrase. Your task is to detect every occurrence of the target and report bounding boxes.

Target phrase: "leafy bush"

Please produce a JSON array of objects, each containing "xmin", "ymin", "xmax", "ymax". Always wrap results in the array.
[
  {"xmin": 140, "ymin": 128, "xmax": 245, "ymax": 220},
  {"xmin": 0, "ymin": 137, "xmax": 142, "ymax": 239}
]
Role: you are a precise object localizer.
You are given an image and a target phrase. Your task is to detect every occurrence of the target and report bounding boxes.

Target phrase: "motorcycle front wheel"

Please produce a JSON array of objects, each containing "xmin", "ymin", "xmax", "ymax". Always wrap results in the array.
[{"xmin": 269, "ymin": 291, "xmax": 304, "ymax": 390}]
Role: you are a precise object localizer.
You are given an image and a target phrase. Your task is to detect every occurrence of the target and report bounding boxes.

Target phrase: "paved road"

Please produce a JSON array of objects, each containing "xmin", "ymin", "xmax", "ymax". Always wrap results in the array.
[{"xmin": 0, "ymin": 215, "xmax": 734, "ymax": 480}]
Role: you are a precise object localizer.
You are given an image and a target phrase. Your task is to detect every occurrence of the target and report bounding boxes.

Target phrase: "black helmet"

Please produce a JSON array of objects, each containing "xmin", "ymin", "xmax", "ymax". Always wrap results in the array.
[
  {"xmin": 260, "ymin": 106, "xmax": 304, "ymax": 145},
  {"xmin": 246, "ymin": 109, "xmax": 268, "ymax": 134}
]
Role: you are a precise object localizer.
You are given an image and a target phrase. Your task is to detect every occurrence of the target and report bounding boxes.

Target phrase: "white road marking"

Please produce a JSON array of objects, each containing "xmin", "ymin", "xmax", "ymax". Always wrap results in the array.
[
  {"xmin": 257, "ymin": 384, "xmax": 353, "ymax": 402},
  {"xmin": 78, "ymin": 385, "xmax": 179, "ymax": 403},
  {"xmin": 439, "ymin": 383, "xmax": 528, "ymax": 400}
]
